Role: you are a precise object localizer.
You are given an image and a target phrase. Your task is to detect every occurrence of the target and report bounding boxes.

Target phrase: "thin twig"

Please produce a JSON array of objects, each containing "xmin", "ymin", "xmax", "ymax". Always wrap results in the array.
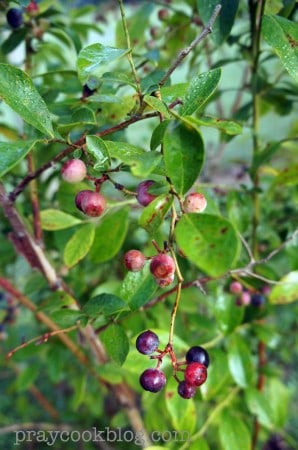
[{"xmin": 159, "ymin": 4, "xmax": 222, "ymax": 88}]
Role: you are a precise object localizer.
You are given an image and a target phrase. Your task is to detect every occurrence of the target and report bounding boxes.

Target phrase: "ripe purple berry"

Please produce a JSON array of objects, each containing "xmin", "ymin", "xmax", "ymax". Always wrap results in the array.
[
  {"xmin": 186, "ymin": 346, "xmax": 210, "ymax": 368},
  {"xmin": 61, "ymin": 159, "xmax": 87, "ymax": 183},
  {"xmin": 183, "ymin": 192, "xmax": 207, "ymax": 213},
  {"xmin": 75, "ymin": 190, "xmax": 106, "ymax": 217},
  {"xmin": 150, "ymin": 254, "xmax": 175, "ymax": 279},
  {"xmin": 177, "ymin": 381, "xmax": 196, "ymax": 399},
  {"xmin": 136, "ymin": 330, "xmax": 159, "ymax": 355},
  {"xmin": 251, "ymin": 293, "xmax": 266, "ymax": 307},
  {"xmin": 136, "ymin": 180, "xmax": 157, "ymax": 207},
  {"xmin": 139, "ymin": 368, "xmax": 166, "ymax": 393},
  {"xmin": 124, "ymin": 250, "xmax": 146, "ymax": 272},
  {"xmin": 184, "ymin": 362, "xmax": 207, "ymax": 387},
  {"xmin": 6, "ymin": 8, "xmax": 23, "ymax": 28}
]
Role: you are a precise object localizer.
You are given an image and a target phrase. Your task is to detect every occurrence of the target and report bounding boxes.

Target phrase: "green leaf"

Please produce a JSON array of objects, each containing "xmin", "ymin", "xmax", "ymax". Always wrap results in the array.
[
  {"xmin": 187, "ymin": 116, "xmax": 242, "ymax": 135},
  {"xmin": 139, "ymin": 194, "xmax": 173, "ymax": 235},
  {"xmin": 245, "ymin": 388, "xmax": 273, "ymax": 429},
  {"xmin": 85, "ymin": 135, "xmax": 111, "ymax": 171},
  {"xmin": 89, "ymin": 207, "xmax": 129, "ymax": 264},
  {"xmin": 64, "ymin": 223, "xmax": 95, "ymax": 268},
  {"xmin": 143, "ymin": 94, "xmax": 171, "ymax": 118},
  {"xmin": 214, "ymin": 294, "xmax": 244, "ymax": 334},
  {"xmin": 269, "ymin": 271, "xmax": 298, "ymax": 304},
  {"xmin": 77, "ymin": 43, "xmax": 129, "ymax": 85},
  {"xmin": 120, "ymin": 266, "xmax": 158, "ymax": 311},
  {"xmin": 165, "ymin": 379, "xmax": 196, "ymax": 433},
  {"xmin": 150, "ymin": 120, "xmax": 170, "ymax": 151},
  {"xmin": 175, "ymin": 214, "xmax": 240, "ymax": 277},
  {"xmin": 163, "ymin": 121, "xmax": 204, "ymax": 195},
  {"xmin": 83, "ymin": 294, "xmax": 130, "ymax": 317},
  {"xmin": 100, "ymin": 324, "xmax": 129, "ymax": 366},
  {"xmin": 274, "ymin": 165, "xmax": 298, "ymax": 186},
  {"xmin": 219, "ymin": 411, "xmax": 251, "ymax": 450},
  {"xmin": 40, "ymin": 210, "xmax": 82, "ymax": 230},
  {"xmin": 198, "ymin": 0, "xmax": 240, "ymax": 44},
  {"xmin": 15, "ymin": 365, "xmax": 40, "ymax": 392},
  {"xmin": 201, "ymin": 349, "xmax": 231, "ymax": 400},
  {"xmin": 265, "ymin": 378, "xmax": 290, "ymax": 428},
  {"xmin": 106, "ymin": 141, "xmax": 163, "ymax": 177},
  {"xmin": 0, "ymin": 64, "xmax": 54, "ymax": 137},
  {"xmin": 50, "ymin": 309, "xmax": 85, "ymax": 328},
  {"xmin": 0, "ymin": 140, "xmax": 39, "ymax": 178},
  {"xmin": 262, "ymin": 15, "xmax": 298, "ymax": 83},
  {"xmin": 179, "ymin": 69, "xmax": 221, "ymax": 116},
  {"xmin": 227, "ymin": 334, "xmax": 255, "ymax": 388}
]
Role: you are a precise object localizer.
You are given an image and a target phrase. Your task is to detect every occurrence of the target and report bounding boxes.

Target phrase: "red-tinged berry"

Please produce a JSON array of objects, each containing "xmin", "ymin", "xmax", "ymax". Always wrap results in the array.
[
  {"xmin": 75, "ymin": 190, "xmax": 106, "ymax": 217},
  {"xmin": 136, "ymin": 330, "xmax": 159, "ymax": 355},
  {"xmin": 251, "ymin": 293, "xmax": 266, "ymax": 307},
  {"xmin": 61, "ymin": 159, "xmax": 87, "ymax": 183},
  {"xmin": 230, "ymin": 281, "xmax": 243, "ymax": 294},
  {"xmin": 6, "ymin": 8, "xmax": 23, "ymax": 28},
  {"xmin": 158, "ymin": 9, "xmax": 169, "ymax": 21},
  {"xmin": 183, "ymin": 192, "xmax": 207, "ymax": 213},
  {"xmin": 186, "ymin": 346, "xmax": 210, "ymax": 368},
  {"xmin": 156, "ymin": 273, "xmax": 174, "ymax": 287},
  {"xmin": 240, "ymin": 291, "xmax": 251, "ymax": 306},
  {"xmin": 184, "ymin": 362, "xmax": 207, "ymax": 387},
  {"xmin": 26, "ymin": 1, "xmax": 39, "ymax": 15},
  {"xmin": 75, "ymin": 190, "xmax": 92, "ymax": 211},
  {"xmin": 140, "ymin": 368, "xmax": 166, "ymax": 393},
  {"xmin": 124, "ymin": 250, "xmax": 146, "ymax": 272},
  {"xmin": 150, "ymin": 254, "xmax": 175, "ymax": 279},
  {"xmin": 136, "ymin": 180, "xmax": 157, "ymax": 206},
  {"xmin": 177, "ymin": 381, "xmax": 196, "ymax": 399}
]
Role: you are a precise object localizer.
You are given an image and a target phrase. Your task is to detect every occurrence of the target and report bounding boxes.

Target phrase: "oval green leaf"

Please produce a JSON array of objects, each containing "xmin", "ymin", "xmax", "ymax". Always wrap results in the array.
[
  {"xmin": 100, "ymin": 323, "xmax": 129, "ymax": 366},
  {"xmin": 120, "ymin": 265, "xmax": 158, "ymax": 311},
  {"xmin": 89, "ymin": 207, "xmax": 129, "ymax": 264},
  {"xmin": 143, "ymin": 94, "xmax": 171, "ymax": 119},
  {"xmin": 245, "ymin": 388, "xmax": 273, "ymax": 429},
  {"xmin": 175, "ymin": 213, "xmax": 240, "ymax": 276},
  {"xmin": 139, "ymin": 194, "xmax": 173, "ymax": 235},
  {"xmin": 83, "ymin": 293, "xmax": 130, "ymax": 318},
  {"xmin": 219, "ymin": 411, "xmax": 251, "ymax": 450},
  {"xmin": 64, "ymin": 223, "xmax": 95, "ymax": 268},
  {"xmin": 0, "ymin": 64, "xmax": 54, "ymax": 137},
  {"xmin": 86, "ymin": 135, "xmax": 111, "ymax": 171},
  {"xmin": 262, "ymin": 15, "xmax": 298, "ymax": 83},
  {"xmin": 187, "ymin": 115, "xmax": 242, "ymax": 135},
  {"xmin": 214, "ymin": 294, "xmax": 244, "ymax": 334},
  {"xmin": 163, "ymin": 121, "xmax": 204, "ymax": 195},
  {"xmin": 179, "ymin": 68, "xmax": 221, "ymax": 116},
  {"xmin": 227, "ymin": 334, "xmax": 255, "ymax": 388},
  {"xmin": 77, "ymin": 43, "xmax": 129, "ymax": 85},
  {"xmin": 269, "ymin": 271, "xmax": 298, "ymax": 304},
  {"xmin": 40, "ymin": 209, "xmax": 82, "ymax": 230},
  {"xmin": 0, "ymin": 140, "xmax": 39, "ymax": 178}
]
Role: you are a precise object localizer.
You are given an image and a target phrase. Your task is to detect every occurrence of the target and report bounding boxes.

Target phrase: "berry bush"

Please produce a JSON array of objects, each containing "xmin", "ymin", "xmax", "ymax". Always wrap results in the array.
[{"xmin": 0, "ymin": 1, "xmax": 297, "ymax": 449}]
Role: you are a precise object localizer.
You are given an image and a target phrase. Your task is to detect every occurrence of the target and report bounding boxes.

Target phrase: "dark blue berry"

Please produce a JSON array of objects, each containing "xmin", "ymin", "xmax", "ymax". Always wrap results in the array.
[
  {"xmin": 177, "ymin": 381, "xmax": 196, "ymax": 399},
  {"xmin": 186, "ymin": 346, "xmax": 210, "ymax": 368},
  {"xmin": 136, "ymin": 330, "xmax": 159, "ymax": 355},
  {"xmin": 251, "ymin": 293, "xmax": 266, "ymax": 307},
  {"xmin": 6, "ymin": 8, "xmax": 23, "ymax": 28},
  {"xmin": 139, "ymin": 368, "xmax": 166, "ymax": 393}
]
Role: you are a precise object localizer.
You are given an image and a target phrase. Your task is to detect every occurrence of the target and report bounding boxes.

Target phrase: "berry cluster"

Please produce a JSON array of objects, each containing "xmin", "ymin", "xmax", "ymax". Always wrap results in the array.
[
  {"xmin": 136, "ymin": 330, "xmax": 209, "ymax": 399},
  {"xmin": 229, "ymin": 280, "xmax": 268, "ymax": 307}
]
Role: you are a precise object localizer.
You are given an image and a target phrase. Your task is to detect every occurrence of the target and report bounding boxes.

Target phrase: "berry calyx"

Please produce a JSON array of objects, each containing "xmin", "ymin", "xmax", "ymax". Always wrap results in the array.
[
  {"xmin": 61, "ymin": 159, "xmax": 87, "ymax": 183},
  {"xmin": 136, "ymin": 330, "xmax": 159, "ymax": 355},
  {"xmin": 230, "ymin": 281, "xmax": 243, "ymax": 294},
  {"xmin": 156, "ymin": 273, "xmax": 174, "ymax": 287},
  {"xmin": 124, "ymin": 250, "xmax": 146, "ymax": 272},
  {"xmin": 186, "ymin": 346, "xmax": 210, "ymax": 368},
  {"xmin": 183, "ymin": 192, "xmax": 207, "ymax": 213},
  {"xmin": 184, "ymin": 362, "xmax": 207, "ymax": 387},
  {"xmin": 139, "ymin": 368, "xmax": 166, "ymax": 393},
  {"xmin": 136, "ymin": 180, "xmax": 157, "ymax": 206},
  {"xmin": 150, "ymin": 254, "xmax": 175, "ymax": 279},
  {"xmin": 251, "ymin": 293, "xmax": 266, "ymax": 307},
  {"xmin": 6, "ymin": 8, "xmax": 23, "ymax": 28},
  {"xmin": 177, "ymin": 381, "xmax": 196, "ymax": 399},
  {"xmin": 75, "ymin": 190, "xmax": 106, "ymax": 217}
]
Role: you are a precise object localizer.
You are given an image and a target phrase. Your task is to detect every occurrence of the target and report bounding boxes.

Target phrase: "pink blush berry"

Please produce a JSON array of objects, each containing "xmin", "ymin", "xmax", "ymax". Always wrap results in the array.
[
  {"xmin": 230, "ymin": 281, "xmax": 243, "ymax": 294},
  {"xmin": 183, "ymin": 192, "xmax": 207, "ymax": 213},
  {"xmin": 136, "ymin": 180, "xmax": 157, "ymax": 206},
  {"xmin": 124, "ymin": 250, "xmax": 146, "ymax": 272},
  {"xmin": 150, "ymin": 254, "xmax": 175, "ymax": 279},
  {"xmin": 61, "ymin": 159, "xmax": 87, "ymax": 183}
]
